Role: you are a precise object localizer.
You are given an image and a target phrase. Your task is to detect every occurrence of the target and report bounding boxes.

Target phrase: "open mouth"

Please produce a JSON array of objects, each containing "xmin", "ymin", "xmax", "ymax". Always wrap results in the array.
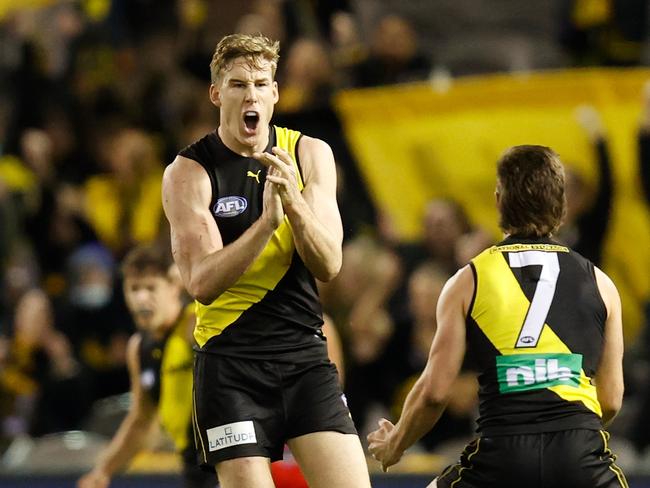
[
  {"xmin": 135, "ymin": 309, "xmax": 154, "ymax": 321},
  {"xmin": 243, "ymin": 111, "xmax": 259, "ymax": 134}
]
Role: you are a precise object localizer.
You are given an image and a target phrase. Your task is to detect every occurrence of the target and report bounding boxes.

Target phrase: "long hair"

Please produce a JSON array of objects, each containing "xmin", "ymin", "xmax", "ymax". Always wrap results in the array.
[{"xmin": 497, "ymin": 145, "xmax": 566, "ymax": 238}]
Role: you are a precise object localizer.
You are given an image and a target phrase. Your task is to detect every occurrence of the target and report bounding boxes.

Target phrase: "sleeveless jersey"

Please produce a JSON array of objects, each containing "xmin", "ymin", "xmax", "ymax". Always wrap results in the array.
[
  {"xmin": 138, "ymin": 304, "xmax": 194, "ymax": 452},
  {"xmin": 467, "ymin": 236, "xmax": 607, "ymax": 435},
  {"xmin": 178, "ymin": 126, "xmax": 324, "ymax": 357}
]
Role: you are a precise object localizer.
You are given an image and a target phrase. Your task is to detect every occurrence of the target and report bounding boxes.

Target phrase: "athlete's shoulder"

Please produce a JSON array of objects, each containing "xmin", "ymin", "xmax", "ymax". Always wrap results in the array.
[
  {"xmin": 273, "ymin": 125, "xmax": 304, "ymax": 153},
  {"xmin": 177, "ymin": 130, "xmax": 220, "ymax": 165},
  {"xmin": 444, "ymin": 264, "xmax": 475, "ymax": 295}
]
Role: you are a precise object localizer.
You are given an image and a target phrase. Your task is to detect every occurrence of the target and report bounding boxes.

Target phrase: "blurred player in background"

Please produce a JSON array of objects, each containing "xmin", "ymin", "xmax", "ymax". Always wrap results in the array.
[
  {"xmin": 368, "ymin": 145, "xmax": 627, "ymax": 488},
  {"xmin": 77, "ymin": 245, "xmax": 214, "ymax": 488}
]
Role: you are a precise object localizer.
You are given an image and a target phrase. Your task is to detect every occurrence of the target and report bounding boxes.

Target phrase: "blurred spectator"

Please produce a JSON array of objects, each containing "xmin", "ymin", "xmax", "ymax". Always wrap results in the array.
[
  {"xmin": 82, "ymin": 127, "xmax": 166, "ymax": 257},
  {"xmin": 0, "ymin": 288, "xmax": 88, "ymax": 439},
  {"xmin": 557, "ymin": 105, "xmax": 612, "ymax": 267},
  {"xmin": 18, "ymin": 127, "xmax": 98, "ymax": 293},
  {"xmin": 56, "ymin": 244, "xmax": 133, "ymax": 403},
  {"xmin": 350, "ymin": 14, "xmax": 431, "ymax": 88},
  {"xmin": 454, "ymin": 228, "xmax": 496, "ymax": 268},
  {"xmin": 384, "ymin": 198, "xmax": 474, "ymax": 331},
  {"xmin": 235, "ymin": 0, "xmax": 286, "ymax": 44},
  {"xmin": 274, "ymin": 36, "xmax": 376, "ymax": 240},
  {"xmin": 1, "ymin": 246, "xmax": 41, "ymax": 332},
  {"xmin": 396, "ymin": 198, "xmax": 473, "ymax": 279},
  {"xmin": 329, "ymin": 11, "xmax": 367, "ymax": 86},
  {"xmin": 559, "ymin": 0, "xmax": 648, "ymax": 66},
  {"xmin": 276, "ymin": 37, "xmax": 335, "ymax": 114},
  {"xmin": 353, "ymin": 0, "xmax": 566, "ymax": 76}
]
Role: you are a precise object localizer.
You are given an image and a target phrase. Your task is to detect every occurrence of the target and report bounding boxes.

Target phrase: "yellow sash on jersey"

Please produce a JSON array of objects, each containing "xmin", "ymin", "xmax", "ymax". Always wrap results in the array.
[
  {"xmin": 158, "ymin": 304, "xmax": 195, "ymax": 451},
  {"xmin": 194, "ymin": 126, "xmax": 304, "ymax": 347},
  {"xmin": 471, "ymin": 245, "xmax": 602, "ymax": 416}
]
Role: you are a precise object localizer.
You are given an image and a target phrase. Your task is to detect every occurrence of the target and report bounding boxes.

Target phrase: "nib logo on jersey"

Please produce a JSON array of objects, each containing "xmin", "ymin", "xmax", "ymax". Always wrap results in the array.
[
  {"xmin": 206, "ymin": 421, "xmax": 257, "ymax": 452},
  {"xmin": 496, "ymin": 353, "xmax": 582, "ymax": 394}
]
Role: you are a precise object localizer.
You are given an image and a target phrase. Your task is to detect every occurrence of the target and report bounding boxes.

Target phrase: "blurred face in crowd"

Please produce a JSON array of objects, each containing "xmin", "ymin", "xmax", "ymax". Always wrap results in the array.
[
  {"xmin": 210, "ymin": 56, "xmax": 279, "ymax": 154},
  {"xmin": 123, "ymin": 269, "xmax": 182, "ymax": 335},
  {"xmin": 14, "ymin": 289, "xmax": 55, "ymax": 346},
  {"xmin": 423, "ymin": 200, "xmax": 467, "ymax": 259}
]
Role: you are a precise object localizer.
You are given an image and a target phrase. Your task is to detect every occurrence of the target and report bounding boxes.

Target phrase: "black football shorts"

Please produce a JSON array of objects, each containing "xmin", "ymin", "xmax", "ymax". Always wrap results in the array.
[
  {"xmin": 192, "ymin": 349, "xmax": 357, "ymax": 468},
  {"xmin": 435, "ymin": 429, "xmax": 628, "ymax": 488}
]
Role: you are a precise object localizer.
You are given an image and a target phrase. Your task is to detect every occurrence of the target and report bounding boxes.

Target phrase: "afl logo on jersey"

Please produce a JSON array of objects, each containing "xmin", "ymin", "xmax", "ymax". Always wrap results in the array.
[{"xmin": 213, "ymin": 196, "xmax": 248, "ymax": 217}]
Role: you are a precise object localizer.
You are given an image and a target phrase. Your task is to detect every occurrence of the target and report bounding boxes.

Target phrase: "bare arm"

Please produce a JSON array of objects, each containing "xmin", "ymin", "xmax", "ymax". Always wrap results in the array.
[
  {"xmin": 255, "ymin": 138, "xmax": 343, "ymax": 281},
  {"xmin": 367, "ymin": 266, "xmax": 473, "ymax": 471},
  {"xmin": 594, "ymin": 266, "xmax": 624, "ymax": 426},
  {"xmin": 162, "ymin": 156, "xmax": 283, "ymax": 304},
  {"xmin": 77, "ymin": 335, "xmax": 155, "ymax": 488}
]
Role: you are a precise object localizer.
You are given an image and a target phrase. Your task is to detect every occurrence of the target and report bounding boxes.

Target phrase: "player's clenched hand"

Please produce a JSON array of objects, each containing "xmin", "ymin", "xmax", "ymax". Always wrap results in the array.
[
  {"xmin": 367, "ymin": 418, "xmax": 402, "ymax": 472},
  {"xmin": 253, "ymin": 147, "xmax": 301, "ymax": 208}
]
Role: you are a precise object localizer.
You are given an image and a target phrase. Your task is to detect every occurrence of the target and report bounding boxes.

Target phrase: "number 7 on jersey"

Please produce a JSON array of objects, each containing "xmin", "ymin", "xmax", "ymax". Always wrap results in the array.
[{"xmin": 508, "ymin": 251, "xmax": 560, "ymax": 348}]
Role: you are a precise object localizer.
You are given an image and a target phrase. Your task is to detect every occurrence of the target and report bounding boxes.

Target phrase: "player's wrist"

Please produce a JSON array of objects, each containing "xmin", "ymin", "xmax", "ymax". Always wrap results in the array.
[
  {"xmin": 259, "ymin": 213, "xmax": 282, "ymax": 232},
  {"xmin": 282, "ymin": 194, "xmax": 309, "ymax": 219}
]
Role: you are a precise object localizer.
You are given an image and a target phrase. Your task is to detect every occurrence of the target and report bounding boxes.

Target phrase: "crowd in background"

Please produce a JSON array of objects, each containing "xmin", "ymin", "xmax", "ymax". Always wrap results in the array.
[{"xmin": 0, "ymin": 0, "xmax": 649, "ymax": 470}]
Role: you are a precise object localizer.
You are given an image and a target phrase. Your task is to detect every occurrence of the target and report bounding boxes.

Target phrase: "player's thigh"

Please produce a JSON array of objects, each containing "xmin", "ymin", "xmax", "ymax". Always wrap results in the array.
[
  {"xmin": 287, "ymin": 431, "xmax": 371, "ymax": 488},
  {"xmin": 216, "ymin": 456, "xmax": 274, "ymax": 488}
]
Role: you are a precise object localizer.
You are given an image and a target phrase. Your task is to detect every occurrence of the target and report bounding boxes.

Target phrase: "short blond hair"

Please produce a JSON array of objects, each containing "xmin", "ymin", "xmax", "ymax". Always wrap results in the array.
[{"xmin": 210, "ymin": 33, "xmax": 280, "ymax": 84}]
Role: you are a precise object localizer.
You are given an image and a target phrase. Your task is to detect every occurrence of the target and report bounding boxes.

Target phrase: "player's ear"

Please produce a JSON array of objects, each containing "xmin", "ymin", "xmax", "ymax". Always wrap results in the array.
[
  {"xmin": 272, "ymin": 81, "xmax": 279, "ymax": 104},
  {"xmin": 209, "ymin": 83, "xmax": 221, "ymax": 108}
]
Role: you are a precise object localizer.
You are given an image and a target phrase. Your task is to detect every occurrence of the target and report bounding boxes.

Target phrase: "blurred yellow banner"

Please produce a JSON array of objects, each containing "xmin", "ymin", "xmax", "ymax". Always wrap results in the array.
[
  {"xmin": 335, "ymin": 68, "xmax": 650, "ymax": 340},
  {"xmin": 0, "ymin": 0, "xmax": 55, "ymax": 19}
]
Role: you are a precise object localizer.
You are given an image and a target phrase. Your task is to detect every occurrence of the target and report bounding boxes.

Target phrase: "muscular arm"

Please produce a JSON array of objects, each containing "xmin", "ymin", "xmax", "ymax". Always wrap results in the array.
[
  {"xmin": 162, "ymin": 156, "xmax": 281, "ymax": 304},
  {"xmin": 367, "ymin": 266, "xmax": 473, "ymax": 470},
  {"xmin": 259, "ymin": 138, "xmax": 343, "ymax": 281},
  {"xmin": 594, "ymin": 267, "xmax": 625, "ymax": 426},
  {"xmin": 77, "ymin": 335, "xmax": 155, "ymax": 488}
]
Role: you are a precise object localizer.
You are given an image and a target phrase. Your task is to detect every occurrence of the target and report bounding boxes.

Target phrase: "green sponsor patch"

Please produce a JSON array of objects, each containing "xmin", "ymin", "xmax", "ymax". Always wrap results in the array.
[{"xmin": 496, "ymin": 353, "xmax": 582, "ymax": 394}]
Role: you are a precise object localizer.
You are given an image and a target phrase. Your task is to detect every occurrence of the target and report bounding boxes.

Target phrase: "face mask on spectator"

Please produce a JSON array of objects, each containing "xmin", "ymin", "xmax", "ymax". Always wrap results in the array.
[{"xmin": 70, "ymin": 283, "xmax": 112, "ymax": 309}]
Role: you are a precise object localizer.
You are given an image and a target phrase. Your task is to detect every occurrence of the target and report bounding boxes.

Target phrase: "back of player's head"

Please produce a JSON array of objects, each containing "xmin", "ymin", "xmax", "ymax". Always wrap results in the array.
[
  {"xmin": 496, "ymin": 145, "xmax": 566, "ymax": 238},
  {"xmin": 121, "ymin": 244, "xmax": 174, "ymax": 280},
  {"xmin": 210, "ymin": 33, "xmax": 280, "ymax": 84}
]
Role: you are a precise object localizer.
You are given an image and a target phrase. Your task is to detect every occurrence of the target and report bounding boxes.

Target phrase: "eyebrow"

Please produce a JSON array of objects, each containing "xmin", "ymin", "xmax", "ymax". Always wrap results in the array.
[{"xmin": 228, "ymin": 76, "xmax": 271, "ymax": 84}]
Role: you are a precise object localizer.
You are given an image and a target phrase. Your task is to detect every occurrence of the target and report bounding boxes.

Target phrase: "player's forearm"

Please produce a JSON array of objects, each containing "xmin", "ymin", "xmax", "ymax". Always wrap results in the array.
[
  {"xmin": 392, "ymin": 375, "xmax": 446, "ymax": 454},
  {"xmin": 284, "ymin": 197, "xmax": 342, "ymax": 281},
  {"xmin": 188, "ymin": 217, "xmax": 277, "ymax": 304},
  {"xmin": 94, "ymin": 413, "xmax": 152, "ymax": 477}
]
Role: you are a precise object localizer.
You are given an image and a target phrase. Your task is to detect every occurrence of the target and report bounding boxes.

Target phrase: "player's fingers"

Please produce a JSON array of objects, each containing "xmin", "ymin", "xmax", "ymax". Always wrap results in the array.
[
  {"xmin": 266, "ymin": 174, "xmax": 289, "ymax": 187},
  {"xmin": 252, "ymin": 152, "xmax": 280, "ymax": 170},
  {"xmin": 272, "ymin": 146, "xmax": 293, "ymax": 164},
  {"xmin": 378, "ymin": 418, "xmax": 393, "ymax": 430}
]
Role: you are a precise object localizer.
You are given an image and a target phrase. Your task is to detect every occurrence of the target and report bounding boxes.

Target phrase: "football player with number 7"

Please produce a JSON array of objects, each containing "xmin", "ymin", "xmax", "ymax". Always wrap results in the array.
[{"xmin": 368, "ymin": 145, "xmax": 627, "ymax": 488}]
